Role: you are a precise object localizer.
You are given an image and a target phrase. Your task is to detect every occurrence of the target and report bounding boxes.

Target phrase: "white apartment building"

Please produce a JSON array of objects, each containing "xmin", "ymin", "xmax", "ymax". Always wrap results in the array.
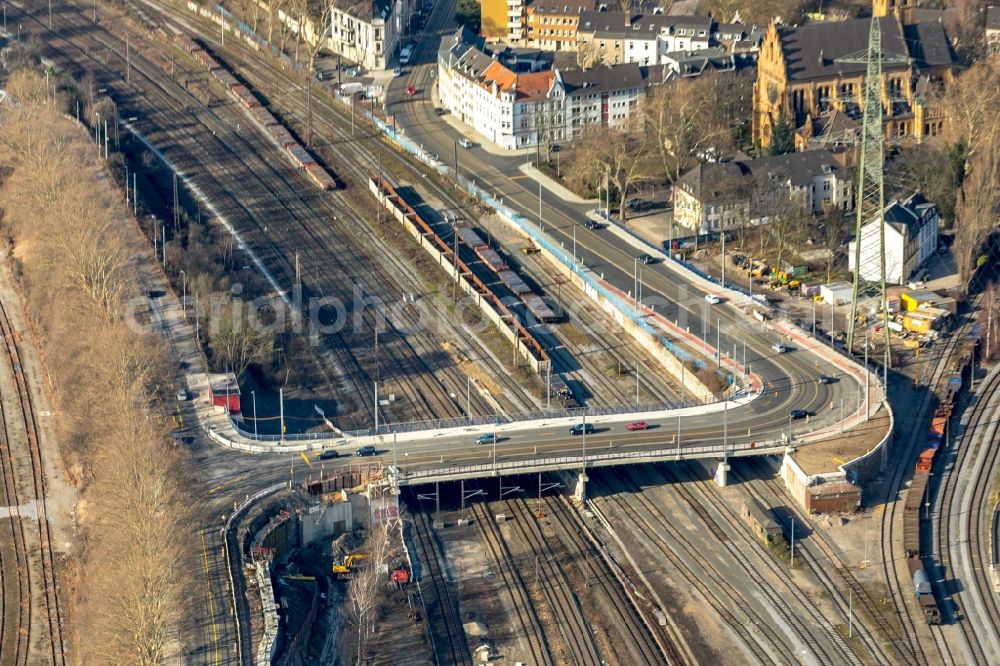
[
  {"xmin": 438, "ymin": 29, "xmax": 664, "ymax": 149},
  {"xmin": 849, "ymin": 192, "xmax": 939, "ymax": 285},
  {"xmin": 327, "ymin": 0, "xmax": 412, "ymax": 70}
]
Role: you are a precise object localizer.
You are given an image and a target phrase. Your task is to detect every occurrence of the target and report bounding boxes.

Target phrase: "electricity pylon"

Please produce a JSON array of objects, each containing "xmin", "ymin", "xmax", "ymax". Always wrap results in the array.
[{"xmin": 835, "ymin": 17, "xmax": 910, "ymax": 364}]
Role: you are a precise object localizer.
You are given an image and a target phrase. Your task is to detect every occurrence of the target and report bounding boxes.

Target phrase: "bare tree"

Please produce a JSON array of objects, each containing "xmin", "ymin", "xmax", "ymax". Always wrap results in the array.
[
  {"xmin": 814, "ymin": 203, "xmax": 850, "ymax": 284},
  {"xmin": 572, "ymin": 123, "xmax": 651, "ymax": 222},
  {"xmin": 642, "ymin": 76, "xmax": 734, "ymax": 184},
  {"xmin": 953, "ymin": 139, "xmax": 1000, "ymax": 284},
  {"xmin": 750, "ymin": 171, "xmax": 809, "ymax": 267},
  {"xmin": 346, "ymin": 519, "xmax": 394, "ymax": 664},
  {"xmin": 208, "ymin": 297, "xmax": 276, "ymax": 377}
]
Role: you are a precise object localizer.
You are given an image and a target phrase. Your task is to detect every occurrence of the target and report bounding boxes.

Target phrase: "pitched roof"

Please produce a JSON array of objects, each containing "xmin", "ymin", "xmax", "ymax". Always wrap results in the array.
[
  {"xmin": 903, "ymin": 22, "xmax": 958, "ymax": 69},
  {"xmin": 880, "ymin": 192, "xmax": 937, "ymax": 237},
  {"xmin": 778, "ymin": 17, "xmax": 912, "ymax": 82},
  {"xmin": 738, "ymin": 150, "xmax": 842, "ymax": 188},
  {"xmin": 515, "ymin": 70, "xmax": 556, "ymax": 100},
  {"xmin": 675, "ymin": 162, "xmax": 751, "ymax": 201},
  {"xmin": 558, "ymin": 62, "xmax": 647, "ymax": 95},
  {"xmin": 578, "ymin": 10, "xmax": 630, "ymax": 38}
]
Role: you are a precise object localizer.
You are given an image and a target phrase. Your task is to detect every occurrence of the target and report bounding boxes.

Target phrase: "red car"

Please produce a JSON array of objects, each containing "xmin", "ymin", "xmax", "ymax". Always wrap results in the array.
[
  {"xmin": 406, "ymin": 85, "xmax": 416, "ymax": 97},
  {"xmin": 626, "ymin": 421, "xmax": 649, "ymax": 431}
]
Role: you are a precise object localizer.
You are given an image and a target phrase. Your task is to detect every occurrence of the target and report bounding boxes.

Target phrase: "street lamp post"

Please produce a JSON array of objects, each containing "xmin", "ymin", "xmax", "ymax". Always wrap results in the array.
[
  {"xmin": 180, "ymin": 270, "xmax": 186, "ymax": 319},
  {"xmin": 251, "ymin": 390, "xmax": 258, "ymax": 439}
]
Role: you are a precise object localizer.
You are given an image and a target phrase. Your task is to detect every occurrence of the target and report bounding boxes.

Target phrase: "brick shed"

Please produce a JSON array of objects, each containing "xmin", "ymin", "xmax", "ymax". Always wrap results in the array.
[{"xmin": 805, "ymin": 481, "xmax": 861, "ymax": 514}]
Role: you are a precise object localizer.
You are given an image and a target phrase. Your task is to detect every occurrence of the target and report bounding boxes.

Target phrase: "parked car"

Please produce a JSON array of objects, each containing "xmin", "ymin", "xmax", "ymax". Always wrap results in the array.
[
  {"xmin": 434, "ymin": 107, "xmax": 448, "ymax": 116},
  {"xmin": 319, "ymin": 449, "xmax": 341, "ymax": 460},
  {"xmin": 790, "ymin": 409, "xmax": 809, "ymax": 420},
  {"xmin": 175, "ymin": 388, "xmax": 187, "ymax": 401},
  {"xmin": 704, "ymin": 294, "xmax": 722, "ymax": 305},
  {"xmin": 355, "ymin": 445, "xmax": 378, "ymax": 456},
  {"xmin": 625, "ymin": 421, "xmax": 649, "ymax": 431},
  {"xmin": 569, "ymin": 423, "xmax": 594, "ymax": 436},
  {"xmin": 475, "ymin": 433, "xmax": 497, "ymax": 445},
  {"xmin": 771, "ymin": 342, "xmax": 787, "ymax": 353},
  {"xmin": 458, "ymin": 138, "xmax": 474, "ymax": 149},
  {"xmin": 392, "ymin": 67, "xmax": 402, "ymax": 77}
]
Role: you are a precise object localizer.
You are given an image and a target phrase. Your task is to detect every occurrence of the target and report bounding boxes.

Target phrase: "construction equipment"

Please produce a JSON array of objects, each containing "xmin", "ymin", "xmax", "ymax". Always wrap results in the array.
[
  {"xmin": 521, "ymin": 245, "xmax": 540, "ymax": 255},
  {"xmin": 390, "ymin": 565, "xmax": 411, "ymax": 585},
  {"xmin": 332, "ymin": 553, "xmax": 369, "ymax": 575}
]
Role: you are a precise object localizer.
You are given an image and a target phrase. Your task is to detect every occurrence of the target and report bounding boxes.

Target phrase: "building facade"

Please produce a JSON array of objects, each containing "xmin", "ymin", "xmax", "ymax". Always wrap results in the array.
[
  {"xmin": 525, "ymin": 0, "xmax": 596, "ymax": 51},
  {"xmin": 848, "ymin": 192, "xmax": 939, "ymax": 285},
  {"xmin": 673, "ymin": 150, "xmax": 853, "ymax": 233},
  {"xmin": 438, "ymin": 29, "xmax": 663, "ymax": 149},
  {"xmin": 326, "ymin": 0, "xmax": 412, "ymax": 70},
  {"xmin": 753, "ymin": 16, "xmax": 956, "ymax": 150}
]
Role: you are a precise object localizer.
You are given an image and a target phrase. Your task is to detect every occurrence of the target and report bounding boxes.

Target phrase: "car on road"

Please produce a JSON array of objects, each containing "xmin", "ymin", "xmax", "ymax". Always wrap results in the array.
[
  {"xmin": 475, "ymin": 433, "xmax": 497, "ymax": 445},
  {"xmin": 789, "ymin": 409, "xmax": 809, "ymax": 420},
  {"xmin": 434, "ymin": 107, "xmax": 448, "ymax": 116},
  {"xmin": 569, "ymin": 423, "xmax": 594, "ymax": 436},
  {"xmin": 319, "ymin": 449, "xmax": 341, "ymax": 460},
  {"xmin": 637, "ymin": 254, "xmax": 657, "ymax": 265},
  {"xmin": 818, "ymin": 375, "xmax": 835, "ymax": 384},
  {"xmin": 355, "ymin": 445, "xmax": 378, "ymax": 456},
  {"xmin": 584, "ymin": 220, "xmax": 602, "ymax": 230},
  {"xmin": 771, "ymin": 342, "xmax": 788, "ymax": 353},
  {"xmin": 704, "ymin": 294, "xmax": 722, "ymax": 305},
  {"xmin": 392, "ymin": 67, "xmax": 402, "ymax": 77},
  {"xmin": 625, "ymin": 421, "xmax": 649, "ymax": 431},
  {"xmin": 458, "ymin": 138, "xmax": 474, "ymax": 148}
]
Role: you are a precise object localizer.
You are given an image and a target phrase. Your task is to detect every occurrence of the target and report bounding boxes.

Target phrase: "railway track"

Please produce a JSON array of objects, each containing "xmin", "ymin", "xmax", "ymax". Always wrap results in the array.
[
  {"xmin": 541, "ymin": 492, "xmax": 677, "ymax": 664},
  {"xmin": 136, "ymin": 0, "xmax": 683, "ymax": 409},
  {"xmin": 591, "ymin": 468, "xmax": 792, "ymax": 665},
  {"xmin": 662, "ymin": 463, "xmax": 863, "ymax": 666},
  {"xmin": 494, "ymin": 494, "xmax": 603, "ymax": 665},
  {"xmin": 19, "ymin": 0, "xmax": 520, "ymax": 429},
  {"xmin": 466, "ymin": 488, "xmax": 554, "ymax": 666},
  {"xmin": 404, "ymin": 491, "xmax": 474, "ymax": 666},
  {"xmin": 0, "ymin": 296, "xmax": 66, "ymax": 666},
  {"xmin": 935, "ymin": 364, "xmax": 1000, "ymax": 664},
  {"xmin": 739, "ymin": 458, "xmax": 914, "ymax": 665}
]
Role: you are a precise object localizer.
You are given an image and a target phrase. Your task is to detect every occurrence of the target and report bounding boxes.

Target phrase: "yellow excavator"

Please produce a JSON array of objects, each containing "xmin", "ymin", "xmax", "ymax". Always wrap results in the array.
[{"xmin": 332, "ymin": 553, "xmax": 369, "ymax": 575}]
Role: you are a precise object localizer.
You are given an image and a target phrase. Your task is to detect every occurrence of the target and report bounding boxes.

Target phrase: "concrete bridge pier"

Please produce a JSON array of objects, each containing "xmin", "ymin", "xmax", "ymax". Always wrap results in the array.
[
  {"xmin": 714, "ymin": 461, "xmax": 730, "ymax": 487},
  {"xmin": 573, "ymin": 472, "xmax": 589, "ymax": 502}
]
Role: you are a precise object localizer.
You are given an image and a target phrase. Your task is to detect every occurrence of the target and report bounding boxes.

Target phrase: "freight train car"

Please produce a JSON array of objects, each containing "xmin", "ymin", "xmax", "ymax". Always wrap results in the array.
[
  {"xmin": 475, "ymin": 247, "xmax": 508, "ymax": 273},
  {"xmin": 285, "ymin": 143, "xmax": 317, "ymax": 169},
  {"xmin": 231, "ymin": 84, "xmax": 261, "ymax": 109},
  {"xmin": 305, "ymin": 163, "xmax": 336, "ymax": 190}
]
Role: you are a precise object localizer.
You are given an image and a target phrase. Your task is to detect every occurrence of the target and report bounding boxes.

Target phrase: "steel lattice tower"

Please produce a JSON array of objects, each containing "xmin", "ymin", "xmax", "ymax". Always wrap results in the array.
[{"xmin": 839, "ymin": 17, "xmax": 909, "ymax": 363}]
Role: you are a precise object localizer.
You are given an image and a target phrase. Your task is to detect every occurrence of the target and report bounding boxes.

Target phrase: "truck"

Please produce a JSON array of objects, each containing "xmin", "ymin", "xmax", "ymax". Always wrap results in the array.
[{"xmin": 399, "ymin": 44, "xmax": 413, "ymax": 65}]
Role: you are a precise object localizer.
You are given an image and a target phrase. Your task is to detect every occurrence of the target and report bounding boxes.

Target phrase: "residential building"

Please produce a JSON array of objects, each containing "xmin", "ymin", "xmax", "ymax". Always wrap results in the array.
[
  {"xmin": 326, "ymin": 0, "xmax": 413, "ymax": 70},
  {"xmin": 525, "ymin": 0, "xmax": 596, "ymax": 51},
  {"xmin": 482, "ymin": 0, "xmax": 523, "ymax": 41},
  {"xmin": 753, "ymin": 16, "xmax": 957, "ymax": 149},
  {"xmin": 438, "ymin": 28, "xmax": 664, "ymax": 149},
  {"xmin": 848, "ymin": 192, "xmax": 939, "ymax": 285},
  {"xmin": 987, "ymin": 7, "xmax": 1000, "ymax": 54},
  {"xmin": 672, "ymin": 150, "xmax": 853, "ymax": 233},
  {"xmin": 580, "ymin": 12, "xmax": 715, "ymax": 66},
  {"xmin": 663, "ymin": 47, "xmax": 748, "ymax": 77},
  {"xmin": 577, "ymin": 10, "xmax": 630, "ymax": 65}
]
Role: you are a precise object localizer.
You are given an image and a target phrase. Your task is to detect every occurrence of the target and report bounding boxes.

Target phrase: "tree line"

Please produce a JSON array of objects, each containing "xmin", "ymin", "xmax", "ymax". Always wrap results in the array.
[{"xmin": 0, "ymin": 68, "xmax": 194, "ymax": 664}]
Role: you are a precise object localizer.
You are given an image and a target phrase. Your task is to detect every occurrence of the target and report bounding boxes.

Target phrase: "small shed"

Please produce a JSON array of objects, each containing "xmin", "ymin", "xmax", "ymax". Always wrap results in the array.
[
  {"xmin": 819, "ymin": 282, "xmax": 852, "ymax": 306},
  {"xmin": 901, "ymin": 290, "xmax": 940, "ymax": 312},
  {"xmin": 805, "ymin": 481, "xmax": 861, "ymax": 514},
  {"xmin": 208, "ymin": 373, "xmax": 241, "ymax": 414}
]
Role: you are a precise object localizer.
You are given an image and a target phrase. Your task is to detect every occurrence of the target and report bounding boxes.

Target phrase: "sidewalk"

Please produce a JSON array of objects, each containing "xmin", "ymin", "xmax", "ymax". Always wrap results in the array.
[{"xmin": 519, "ymin": 162, "xmax": 595, "ymax": 205}]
